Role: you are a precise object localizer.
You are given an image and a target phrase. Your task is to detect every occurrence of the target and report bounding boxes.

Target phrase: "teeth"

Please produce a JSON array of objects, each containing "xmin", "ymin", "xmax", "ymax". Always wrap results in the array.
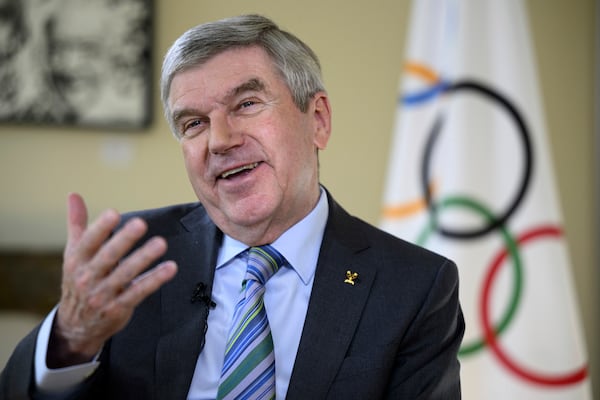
[{"xmin": 221, "ymin": 162, "xmax": 259, "ymax": 179}]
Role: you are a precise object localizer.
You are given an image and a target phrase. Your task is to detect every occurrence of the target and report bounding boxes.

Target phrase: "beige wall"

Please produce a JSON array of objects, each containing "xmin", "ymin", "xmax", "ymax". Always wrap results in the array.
[{"xmin": 0, "ymin": 0, "xmax": 596, "ymax": 391}]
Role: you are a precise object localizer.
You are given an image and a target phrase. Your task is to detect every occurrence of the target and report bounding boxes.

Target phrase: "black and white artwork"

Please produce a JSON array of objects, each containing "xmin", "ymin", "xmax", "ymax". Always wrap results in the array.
[{"xmin": 0, "ymin": 0, "xmax": 152, "ymax": 129}]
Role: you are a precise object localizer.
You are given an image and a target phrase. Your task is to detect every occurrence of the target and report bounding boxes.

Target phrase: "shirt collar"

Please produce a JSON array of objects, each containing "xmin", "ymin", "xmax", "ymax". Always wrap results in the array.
[{"xmin": 216, "ymin": 188, "xmax": 329, "ymax": 285}]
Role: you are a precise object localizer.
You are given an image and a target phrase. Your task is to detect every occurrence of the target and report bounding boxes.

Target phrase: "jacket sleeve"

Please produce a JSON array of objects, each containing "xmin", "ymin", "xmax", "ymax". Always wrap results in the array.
[
  {"xmin": 1, "ymin": 324, "xmax": 40, "ymax": 400},
  {"xmin": 386, "ymin": 259, "xmax": 465, "ymax": 399}
]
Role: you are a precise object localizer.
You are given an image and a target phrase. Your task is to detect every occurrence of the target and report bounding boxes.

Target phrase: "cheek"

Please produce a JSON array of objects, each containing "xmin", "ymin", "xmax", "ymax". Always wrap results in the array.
[
  {"xmin": 181, "ymin": 146, "xmax": 194, "ymax": 172},
  {"xmin": 181, "ymin": 142, "xmax": 207, "ymax": 182},
  {"xmin": 273, "ymin": 117, "xmax": 314, "ymax": 156}
]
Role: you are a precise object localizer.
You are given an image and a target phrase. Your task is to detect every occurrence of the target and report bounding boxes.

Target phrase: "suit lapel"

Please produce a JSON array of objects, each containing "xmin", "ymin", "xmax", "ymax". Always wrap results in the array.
[
  {"xmin": 155, "ymin": 207, "xmax": 221, "ymax": 400},
  {"xmin": 287, "ymin": 197, "xmax": 377, "ymax": 399}
]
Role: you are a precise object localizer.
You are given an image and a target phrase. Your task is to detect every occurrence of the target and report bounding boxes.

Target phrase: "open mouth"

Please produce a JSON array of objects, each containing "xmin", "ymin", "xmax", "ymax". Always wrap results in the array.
[{"xmin": 220, "ymin": 162, "xmax": 260, "ymax": 179}]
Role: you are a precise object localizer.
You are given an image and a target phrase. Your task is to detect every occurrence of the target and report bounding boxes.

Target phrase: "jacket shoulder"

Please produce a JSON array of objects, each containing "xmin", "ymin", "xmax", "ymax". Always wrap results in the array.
[
  {"xmin": 328, "ymin": 194, "xmax": 452, "ymax": 270},
  {"xmin": 119, "ymin": 202, "xmax": 207, "ymax": 237}
]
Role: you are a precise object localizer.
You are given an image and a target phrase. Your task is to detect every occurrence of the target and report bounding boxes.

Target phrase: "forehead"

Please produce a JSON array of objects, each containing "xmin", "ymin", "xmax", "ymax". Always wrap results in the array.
[{"xmin": 168, "ymin": 46, "xmax": 285, "ymax": 105}]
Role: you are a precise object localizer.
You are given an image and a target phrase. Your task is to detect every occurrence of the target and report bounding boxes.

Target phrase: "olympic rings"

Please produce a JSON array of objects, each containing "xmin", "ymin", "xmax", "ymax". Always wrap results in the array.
[
  {"xmin": 481, "ymin": 226, "xmax": 588, "ymax": 386},
  {"xmin": 416, "ymin": 195, "xmax": 523, "ymax": 357},
  {"xmin": 389, "ymin": 62, "xmax": 589, "ymax": 388},
  {"xmin": 421, "ymin": 80, "xmax": 534, "ymax": 239}
]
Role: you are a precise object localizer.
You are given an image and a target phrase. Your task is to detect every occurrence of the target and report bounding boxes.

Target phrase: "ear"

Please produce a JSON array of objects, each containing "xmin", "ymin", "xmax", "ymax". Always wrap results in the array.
[{"xmin": 310, "ymin": 92, "xmax": 332, "ymax": 150}]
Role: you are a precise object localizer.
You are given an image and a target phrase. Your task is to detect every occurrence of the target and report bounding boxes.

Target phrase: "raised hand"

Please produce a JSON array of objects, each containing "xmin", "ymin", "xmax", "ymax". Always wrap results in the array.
[{"xmin": 47, "ymin": 193, "xmax": 178, "ymax": 368}]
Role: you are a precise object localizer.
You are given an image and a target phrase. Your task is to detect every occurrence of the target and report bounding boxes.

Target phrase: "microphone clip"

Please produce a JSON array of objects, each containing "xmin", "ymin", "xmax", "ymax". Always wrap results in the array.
[{"xmin": 191, "ymin": 282, "xmax": 216, "ymax": 308}]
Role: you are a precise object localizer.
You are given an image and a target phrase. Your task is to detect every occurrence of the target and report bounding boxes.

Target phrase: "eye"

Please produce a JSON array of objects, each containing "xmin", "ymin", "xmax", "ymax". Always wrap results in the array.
[
  {"xmin": 239, "ymin": 100, "xmax": 256, "ymax": 109},
  {"xmin": 234, "ymin": 98, "xmax": 266, "ymax": 116},
  {"xmin": 180, "ymin": 118, "xmax": 207, "ymax": 138}
]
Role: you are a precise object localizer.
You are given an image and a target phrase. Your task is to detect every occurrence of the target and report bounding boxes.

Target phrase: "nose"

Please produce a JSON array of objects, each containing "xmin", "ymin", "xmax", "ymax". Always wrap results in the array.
[{"xmin": 208, "ymin": 114, "xmax": 243, "ymax": 154}]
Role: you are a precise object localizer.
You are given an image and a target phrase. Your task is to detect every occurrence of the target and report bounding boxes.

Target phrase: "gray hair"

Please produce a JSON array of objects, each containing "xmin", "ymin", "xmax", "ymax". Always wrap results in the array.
[{"xmin": 161, "ymin": 14, "xmax": 326, "ymax": 134}]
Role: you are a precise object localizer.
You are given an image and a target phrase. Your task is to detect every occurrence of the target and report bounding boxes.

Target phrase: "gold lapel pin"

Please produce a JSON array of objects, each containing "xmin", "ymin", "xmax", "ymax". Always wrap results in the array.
[{"xmin": 344, "ymin": 270, "xmax": 358, "ymax": 285}]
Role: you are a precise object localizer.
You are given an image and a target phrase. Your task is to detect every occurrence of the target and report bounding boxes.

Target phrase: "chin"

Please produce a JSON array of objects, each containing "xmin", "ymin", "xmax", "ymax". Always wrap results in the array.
[{"xmin": 206, "ymin": 195, "xmax": 275, "ymax": 224}]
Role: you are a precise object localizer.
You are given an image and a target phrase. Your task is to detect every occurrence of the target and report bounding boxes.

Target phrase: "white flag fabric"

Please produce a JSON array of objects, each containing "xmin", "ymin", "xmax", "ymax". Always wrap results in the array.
[{"xmin": 380, "ymin": 1, "xmax": 593, "ymax": 398}]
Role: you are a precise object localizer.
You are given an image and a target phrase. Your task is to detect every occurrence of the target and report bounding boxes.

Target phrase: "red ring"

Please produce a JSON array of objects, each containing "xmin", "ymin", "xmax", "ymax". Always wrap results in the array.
[{"xmin": 480, "ymin": 225, "xmax": 588, "ymax": 386}]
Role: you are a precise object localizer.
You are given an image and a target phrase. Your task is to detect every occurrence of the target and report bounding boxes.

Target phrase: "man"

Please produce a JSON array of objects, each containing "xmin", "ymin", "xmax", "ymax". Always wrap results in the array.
[{"xmin": 0, "ymin": 14, "xmax": 464, "ymax": 399}]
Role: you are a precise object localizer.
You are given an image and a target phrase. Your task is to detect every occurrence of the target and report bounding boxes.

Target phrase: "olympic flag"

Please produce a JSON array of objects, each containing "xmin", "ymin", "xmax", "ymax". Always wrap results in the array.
[{"xmin": 379, "ymin": 1, "xmax": 593, "ymax": 398}]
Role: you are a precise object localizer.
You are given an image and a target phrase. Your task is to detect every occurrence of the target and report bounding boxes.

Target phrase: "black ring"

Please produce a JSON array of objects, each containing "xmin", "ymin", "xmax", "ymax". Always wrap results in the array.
[{"xmin": 420, "ymin": 80, "xmax": 534, "ymax": 239}]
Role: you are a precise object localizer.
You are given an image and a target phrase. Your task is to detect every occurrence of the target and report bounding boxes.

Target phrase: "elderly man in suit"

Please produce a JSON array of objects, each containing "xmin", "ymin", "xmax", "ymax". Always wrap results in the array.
[{"xmin": 1, "ymin": 14, "xmax": 464, "ymax": 400}]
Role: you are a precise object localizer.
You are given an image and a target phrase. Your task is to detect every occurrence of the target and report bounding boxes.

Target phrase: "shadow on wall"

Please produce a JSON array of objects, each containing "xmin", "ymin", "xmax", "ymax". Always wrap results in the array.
[
  {"xmin": 0, "ymin": 252, "xmax": 62, "ymax": 368},
  {"xmin": 0, "ymin": 252, "xmax": 62, "ymax": 314}
]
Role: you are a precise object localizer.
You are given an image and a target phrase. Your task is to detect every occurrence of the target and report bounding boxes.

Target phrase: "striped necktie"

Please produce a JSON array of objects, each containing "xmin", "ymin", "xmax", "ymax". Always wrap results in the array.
[{"xmin": 216, "ymin": 245, "xmax": 286, "ymax": 400}]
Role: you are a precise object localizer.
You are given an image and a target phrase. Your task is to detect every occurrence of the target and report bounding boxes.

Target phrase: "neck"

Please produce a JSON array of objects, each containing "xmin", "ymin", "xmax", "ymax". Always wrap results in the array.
[{"xmin": 220, "ymin": 187, "xmax": 322, "ymax": 247}]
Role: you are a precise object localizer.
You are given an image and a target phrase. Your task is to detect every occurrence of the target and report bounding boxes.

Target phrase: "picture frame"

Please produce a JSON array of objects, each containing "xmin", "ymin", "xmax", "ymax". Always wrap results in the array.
[{"xmin": 0, "ymin": 0, "xmax": 153, "ymax": 130}]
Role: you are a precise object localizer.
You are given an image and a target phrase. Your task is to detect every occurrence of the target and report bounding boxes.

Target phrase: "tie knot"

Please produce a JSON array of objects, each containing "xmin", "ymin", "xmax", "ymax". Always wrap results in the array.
[{"xmin": 245, "ymin": 245, "xmax": 286, "ymax": 285}]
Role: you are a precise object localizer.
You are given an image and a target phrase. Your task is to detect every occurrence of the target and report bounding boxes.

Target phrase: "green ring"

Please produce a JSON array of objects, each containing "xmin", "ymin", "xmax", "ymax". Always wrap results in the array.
[{"xmin": 416, "ymin": 195, "xmax": 523, "ymax": 357}]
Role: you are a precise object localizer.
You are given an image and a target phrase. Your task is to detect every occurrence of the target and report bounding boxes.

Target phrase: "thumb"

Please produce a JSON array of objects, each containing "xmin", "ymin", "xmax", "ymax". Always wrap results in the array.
[{"xmin": 66, "ymin": 192, "xmax": 88, "ymax": 247}]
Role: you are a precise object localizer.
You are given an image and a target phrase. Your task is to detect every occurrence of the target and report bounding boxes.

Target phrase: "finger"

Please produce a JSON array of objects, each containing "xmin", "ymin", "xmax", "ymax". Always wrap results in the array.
[
  {"xmin": 104, "ymin": 236, "xmax": 168, "ymax": 292},
  {"xmin": 88, "ymin": 217, "xmax": 149, "ymax": 279},
  {"xmin": 73, "ymin": 208, "xmax": 122, "ymax": 264},
  {"xmin": 66, "ymin": 193, "xmax": 88, "ymax": 247},
  {"xmin": 111, "ymin": 261, "xmax": 178, "ymax": 311}
]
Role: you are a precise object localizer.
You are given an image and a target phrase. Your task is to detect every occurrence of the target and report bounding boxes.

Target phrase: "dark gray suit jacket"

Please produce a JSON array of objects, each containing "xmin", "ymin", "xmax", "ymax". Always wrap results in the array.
[{"xmin": 1, "ymin": 193, "xmax": 464, "ymax": 399}]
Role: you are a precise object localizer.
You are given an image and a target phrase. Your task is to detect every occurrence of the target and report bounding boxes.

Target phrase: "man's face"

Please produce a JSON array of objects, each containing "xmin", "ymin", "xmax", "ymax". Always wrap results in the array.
[{"xmin": 168, "ymin": 46, "xmax": 331, "ymax": 245}]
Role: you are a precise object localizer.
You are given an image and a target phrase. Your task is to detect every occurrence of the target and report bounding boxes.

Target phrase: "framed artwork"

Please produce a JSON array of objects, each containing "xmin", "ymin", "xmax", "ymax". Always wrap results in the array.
[{"xmin": 0, "ymin": 0, "xmax": 153, "ymax": 129}]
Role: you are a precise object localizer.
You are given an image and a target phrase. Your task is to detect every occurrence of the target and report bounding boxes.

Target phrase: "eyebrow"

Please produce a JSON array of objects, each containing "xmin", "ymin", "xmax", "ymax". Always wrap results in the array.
[
  {"xmin": 226, "ymin": 77, "xmax": 267, "ymax": 100},
  {"xmin": 171, "ymin": 78, "xmax": 268, "ymax": 127}
]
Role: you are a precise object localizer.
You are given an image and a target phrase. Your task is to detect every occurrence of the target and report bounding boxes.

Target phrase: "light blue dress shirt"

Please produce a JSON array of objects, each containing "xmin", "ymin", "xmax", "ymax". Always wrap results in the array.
[{"xmin": 187, "ymin": 189, "xmax": 328, "ymax": 399}]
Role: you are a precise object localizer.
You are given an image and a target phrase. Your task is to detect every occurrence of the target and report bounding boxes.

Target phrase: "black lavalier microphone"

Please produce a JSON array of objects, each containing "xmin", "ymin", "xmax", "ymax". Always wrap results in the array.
[{"xmin": 191, "ymin": 282, "xmax": 216, "ymax": 309}]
